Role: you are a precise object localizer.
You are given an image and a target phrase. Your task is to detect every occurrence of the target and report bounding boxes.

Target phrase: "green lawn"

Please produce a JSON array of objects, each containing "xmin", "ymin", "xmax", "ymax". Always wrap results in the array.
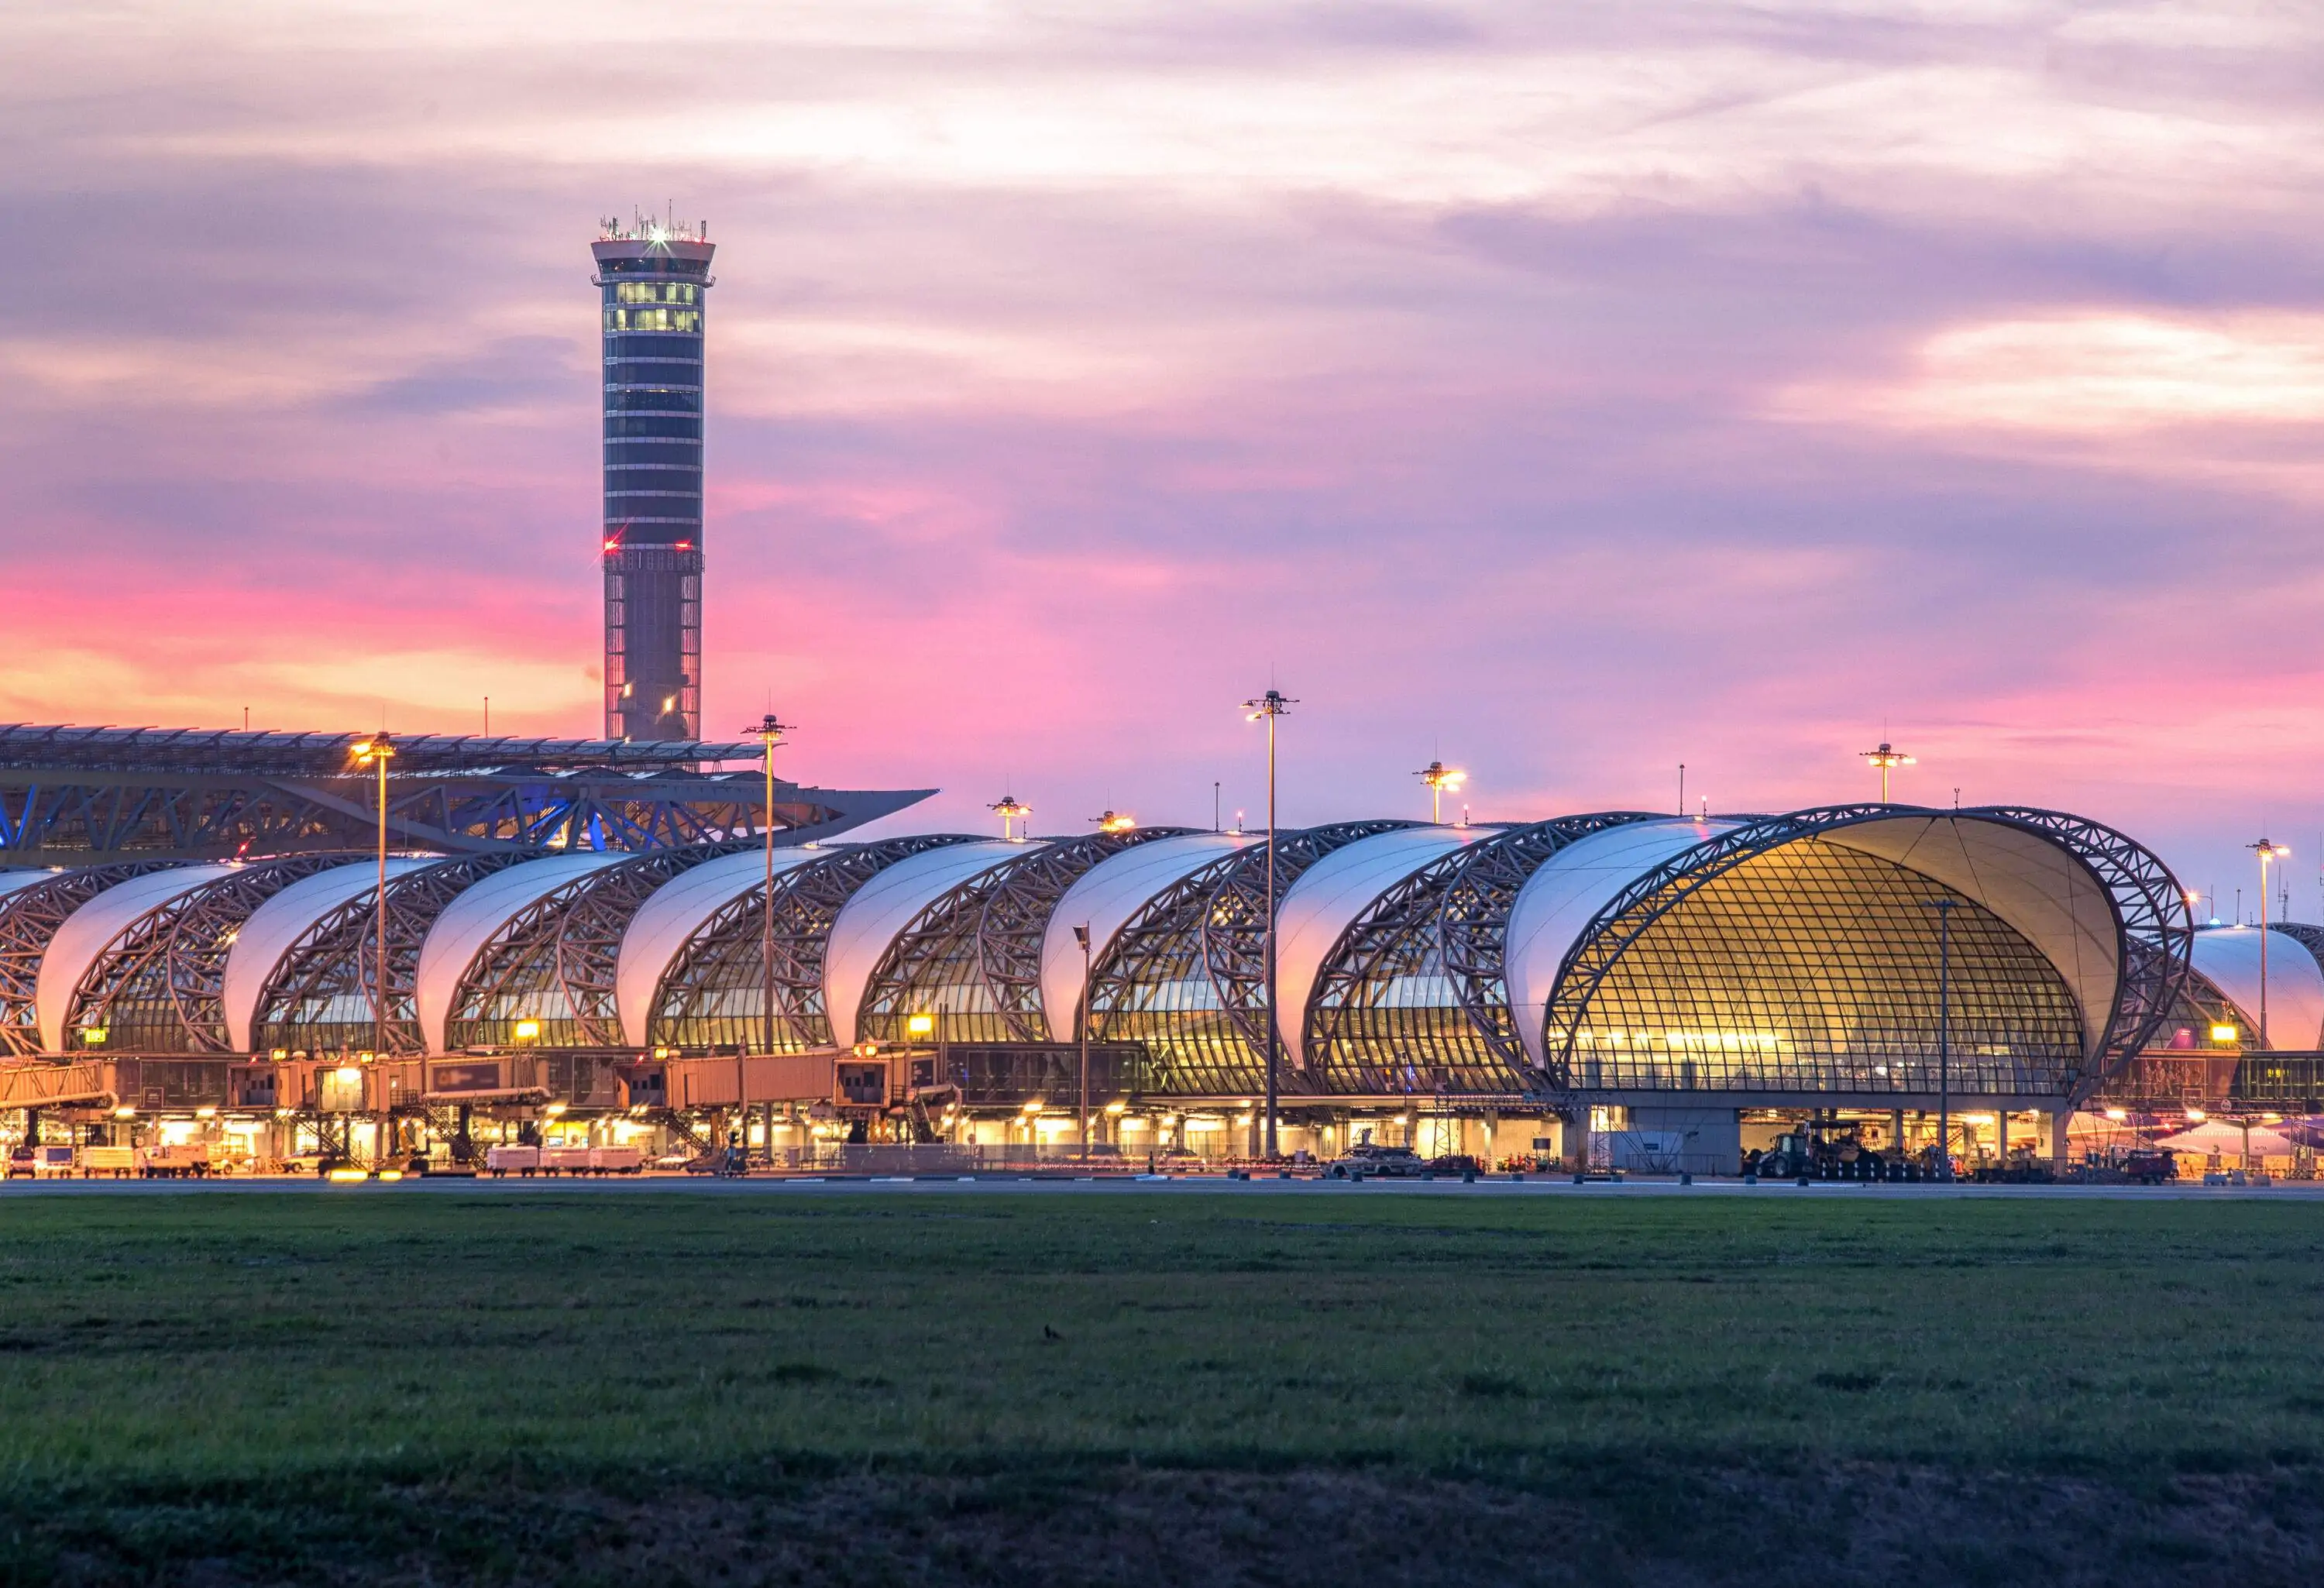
[{"xmin": 2, "ymin": 1189, "xmax": 2321, "ymax": 1585}]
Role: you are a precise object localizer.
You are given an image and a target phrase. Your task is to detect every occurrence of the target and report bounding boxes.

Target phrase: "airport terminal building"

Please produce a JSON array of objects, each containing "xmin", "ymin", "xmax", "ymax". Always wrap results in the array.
[{"xmin": 0, "ymin": 723, "xmax": 2236, "ymax": 1174}]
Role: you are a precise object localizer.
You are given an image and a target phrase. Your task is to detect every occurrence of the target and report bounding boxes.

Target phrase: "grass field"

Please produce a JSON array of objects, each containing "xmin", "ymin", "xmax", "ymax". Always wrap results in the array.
[{"xmin": 3, "ymin": 1189, "xmax": 2322, "ymax": 1585}]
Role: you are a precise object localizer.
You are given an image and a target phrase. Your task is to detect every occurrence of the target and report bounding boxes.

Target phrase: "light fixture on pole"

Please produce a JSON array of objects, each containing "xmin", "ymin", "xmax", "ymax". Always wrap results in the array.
[
  {"xmin": 1415, "ymin": 761, "xmax": 1466, "ymax": 823},
  {"xmin": 349, "ymin": 733, "xmax": 397, "ymax": 1067},
  {"xmin": 1926, "ymin": 895, "xmax": 1957, "ymax": 1181},
  {"xmin": 2250, "ymin": 838, "xmax": 2291, "ymax": 1048},
  {"xmin": 1072, "ymin": 923, "xmax": 1092, "ymax": 1167},
  {"xmin": 1088, "ymin": 810, "xmax": 1137, "ymax": 834},
  {"xmin": 1861, "ymin": 741, "xmax": 1914, "ymax": 803},
  {"xmin": 989, "ymin": 794, "xmax": 1033, "ymax": 842},
  {"xmin": 741, "ymin": 716, "xmax": 792, "ymax": 1068},
  {"xmin": 1243, "ymin": 688, "xmax": 1295, "ymax": 1160}
]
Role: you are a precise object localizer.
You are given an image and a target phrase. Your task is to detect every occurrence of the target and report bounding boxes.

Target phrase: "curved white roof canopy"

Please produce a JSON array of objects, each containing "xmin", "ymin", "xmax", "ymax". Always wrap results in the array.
[
  {"xmin": 1504, "ymin": 820, "xmax": 1737, "ymax": 1072},
  {"xmin": 823, "ymin": 840, "xmax": 1033, "ymax": 1047},
  {"xmin": 1818, "ymin": 816, "xmax": 2121, "ymax": 1058},
  {"xmin": 0, "ymin": 871, "xmax": 50, "ymax": 902},
  {"xmin": 415, "ymin": 854, "xmax": 624, "ymax": 1054},
  {"xmin": 223, "ymin": 858, "xmax": 428, "ymax": 1051},
  {"xmin": 1273, "ymin": 826, "xmax": 1491, "ymax": 1067},
  {"xmin": 1038, "ymin": 832, "xmax": 1257, "ymax": 1040},
  {"xmin": 2188, "ymin": 926, "xmax": 2324, "ymax": 1050},
  {"xmin": 37, "ymin": 864, "xmax": 236, "ymax": 1053},
  {"xmin": 615, "ymin": 847, "xmax": 823, "ymax": 1047}
]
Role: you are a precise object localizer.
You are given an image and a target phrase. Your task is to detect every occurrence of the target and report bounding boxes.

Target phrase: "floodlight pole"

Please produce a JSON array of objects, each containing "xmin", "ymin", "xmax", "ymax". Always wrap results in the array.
[
  {"xmin": 1244, "ymin": 689, "xmax": 1295, "ymax": 1160},
  {"xmin": 1861, "ymin": 741, "xmax": 1914, "ymax": 803},
  {"xmin": 375, "ymin": 744, "xmax": 389, "ymax": 1061},
  {"xmin": 743, "ymin": 716, "xmax": 791, "ymax": 1161},
  {"xmin": 2250, "ymin": 839, "xmax": 2289, "ymax": 1047},
  {"xmin": 351, "ymin": 734, "xmax": 397, "ymax": 1063},
  {"xmin": 349, "ymin": 732, "xmax": 398, "ymax": 1159},
  {"xmin": 1415, "ymin": 761, "xmax": 1465, "ymax": 824},
  {"xmin": 1930, "ymin": 896, "xmax": 1956, "ymax": 1181},
  {"xmin": 1074, "ymin": 923, "xmax": 1092, "ymax": 1167}
]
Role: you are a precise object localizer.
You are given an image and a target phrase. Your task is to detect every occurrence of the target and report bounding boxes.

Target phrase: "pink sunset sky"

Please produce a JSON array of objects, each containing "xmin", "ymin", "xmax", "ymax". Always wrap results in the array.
[{"xmin": 5, "ymin": 2, "xmax": 2323, "ymax": 913}]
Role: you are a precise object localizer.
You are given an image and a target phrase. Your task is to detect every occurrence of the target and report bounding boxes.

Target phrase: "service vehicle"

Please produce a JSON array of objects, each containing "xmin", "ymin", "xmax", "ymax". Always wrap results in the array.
[{"xmin": 1325, "ymin": 1143, "xmax": 1425, "ymax": 1179}]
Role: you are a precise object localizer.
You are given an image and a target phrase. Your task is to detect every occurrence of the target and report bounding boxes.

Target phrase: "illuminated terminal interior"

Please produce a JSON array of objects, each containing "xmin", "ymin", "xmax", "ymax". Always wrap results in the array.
[{"xmin": 0, "ymin": 802, "xmax": 2212, "ymax": 1172}]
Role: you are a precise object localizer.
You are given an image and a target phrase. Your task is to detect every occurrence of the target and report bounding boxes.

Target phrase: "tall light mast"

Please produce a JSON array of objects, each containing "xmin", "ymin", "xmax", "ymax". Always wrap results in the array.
[
  {"xmin": 1860, "ymin": 741, "xmax": 1914, "ymax": 803},
  {"xmin": 1244, "ymin": 689, "xmax": 1294, "ymax": 1159},
  {"xmin": 1415, "ymin": 761, "xmax": 1466, "ymax": 823}
]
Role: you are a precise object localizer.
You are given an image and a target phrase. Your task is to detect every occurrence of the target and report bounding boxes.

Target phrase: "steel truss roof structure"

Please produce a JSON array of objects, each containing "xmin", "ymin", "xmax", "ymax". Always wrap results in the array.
[
  {"xmin": 2160, "ymin": 922, "xmax": 2324, "ymax": 1054},
  {"xmin": 647, "ymin": 836, "xmax": 977, "ymax": 1053},
  {"xmin": 444, "ymin": 844, "xmax": 753, "ymax": 1051},
  {"xmin": 253, "ymin": 856, "xmax": 525, "ymax": 1057},
  {"xmin": 61, "ymin": 854, "xmax": 358, "ymax": 1054},
  {"xmin": 0, "ymin": 803, "xmax": 2198, "ymax": 1109},
  {"xmin": 0, "ymin": 724, "xmax": 930, "ymax": 864},
  {"xmin": 854, "ymin": 828, "xmax": 1190, "ymax": 1047},
  {"xmin": 1533, "ymin": 806, "xmax": 2191, "ymax": 1105},
  {"xmin": 0, "ymin": 862, "xmax": 182, "ymax": 1057},
  {"xmin": 1305, "ymin": 813, "xmax": 1664, "ymax": 1095},
  {"xmin": 1084, "ymin": 821, "xmax": 1413, "ymax": 1095}
]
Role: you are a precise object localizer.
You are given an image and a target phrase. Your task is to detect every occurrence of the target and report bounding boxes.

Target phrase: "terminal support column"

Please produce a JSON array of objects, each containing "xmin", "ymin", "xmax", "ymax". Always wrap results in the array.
[{"xmin": 1559, "ymin": 1105, "xmax": 1589, "ymax": 1174}]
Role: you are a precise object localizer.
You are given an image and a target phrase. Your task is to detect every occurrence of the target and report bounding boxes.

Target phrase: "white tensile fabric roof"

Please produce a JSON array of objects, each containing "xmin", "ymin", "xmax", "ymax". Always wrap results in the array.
[
  {"xmin": 614, "ymin": 847, "xmax": 823, "ymax": 1048},
  {"xmin": 36, "ymin": 864, "xmax": 237, "ymax": 1053},
  {"xmin": 222, "ymin": 858, "xmax": 430, "ymax": 1051},
  {"xmin": 1038, "ymin": 832, "xmax": 1257, "ymax": 1041},
  {"xmin": 2188, "ymin": 926, "xmax": 2324, "ymax": 1050},
  {"xmin": 822, "ymin": 840, "xmax": 1032, "ymax": 1047},
  {"xmin": 1504, "ymin": 820, "xmax": 1740, "ymax": 1073},
  {"xmin": 414, "ymin": 854, "xmax": 625, "ymax": 1054},
  {"xmin": 1272, "ymin": 825, "xmax": 1489, "ymax": 1068},
  {"xmin": 1822, "ymin": 816, "xmax": 2119, "ymax": 1058}
]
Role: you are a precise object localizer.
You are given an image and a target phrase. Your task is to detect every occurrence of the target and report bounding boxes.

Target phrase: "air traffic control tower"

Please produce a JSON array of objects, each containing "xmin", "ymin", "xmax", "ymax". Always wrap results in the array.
[{"xmin": 593, "ymin": 216, "xmax": 713, "ymax": 742}]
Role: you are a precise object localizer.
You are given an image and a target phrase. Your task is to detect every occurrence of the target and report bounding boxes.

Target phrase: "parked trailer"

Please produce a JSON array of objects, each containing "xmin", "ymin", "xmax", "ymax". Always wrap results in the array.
[
  {"xmin": 81, "ymin": 1145, "xmax": 136, "ymax": 1180},
  {"xmin": 541, "ymin": 1146, "xmax": 645, "ymax": 1177},
  {"xmin": 485, "ymin": 1145, "xmax": 540, "ymax": 1178}
]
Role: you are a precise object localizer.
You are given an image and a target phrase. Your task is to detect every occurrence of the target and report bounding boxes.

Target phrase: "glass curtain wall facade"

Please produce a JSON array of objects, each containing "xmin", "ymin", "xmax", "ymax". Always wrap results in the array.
[
  {"xmin": 253, "ymin": 857, "xmax": 521, "ymax": 1057},
  {"xmin": 444, "ymin": 846, "xmax": 744, "ymax": 1051},
  {"xmin": 1306, "ymin": 815, "xmax": 1661, "ymax": 1096},
  {"xmin": 1552, "ymin": 843, "xmax": 2085, "ymax": 1094},
  {"xmin": 593, "ymin": 218, "xmax": 713, "ymax": 742},
  {"xmin": 1086, "ymin": 821, "xmax": 1409, "ymax": 1095},
  {"xmin": 856, "ymin": 829, "xmax": 1185, "ymax": 1046},
  {"xmin": 64, "ymin": 858, "xmax": 354, "ymax": 1054},
  {"xmin": 0, "ymin": 863, "xmax": 179, "ymax": 1057},
  {"xmin": 649, "ymin": 837, "xmax": 974, "ymax": 1053}
]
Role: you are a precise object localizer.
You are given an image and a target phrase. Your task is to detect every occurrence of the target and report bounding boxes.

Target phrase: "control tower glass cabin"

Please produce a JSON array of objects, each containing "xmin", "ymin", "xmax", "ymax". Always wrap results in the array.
[{"xmin": 593, "ymin": 218, "xmax": 713, "ymax": 742}]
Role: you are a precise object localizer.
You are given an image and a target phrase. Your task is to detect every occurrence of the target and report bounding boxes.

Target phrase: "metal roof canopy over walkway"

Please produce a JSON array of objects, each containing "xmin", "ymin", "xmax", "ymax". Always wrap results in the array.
[{"xmin": 0, "ymin": 724, "xmax": 931, "ymax": 864}]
